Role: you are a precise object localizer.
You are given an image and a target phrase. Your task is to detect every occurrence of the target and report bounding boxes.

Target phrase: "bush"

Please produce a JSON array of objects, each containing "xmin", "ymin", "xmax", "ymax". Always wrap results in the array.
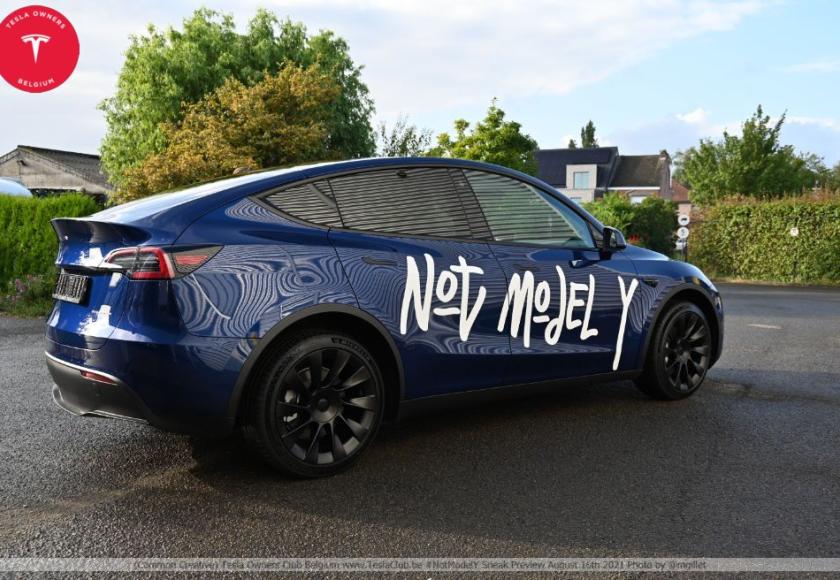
[
  {"xmin": 691, "ymin": 193, "xmax": 840, "ymax": 284},
  {"xmin": 0, "ymin": 194, "xmax": 100, "ymax": 314},
  {"xmin": 0, "ymin": 274, "xmax": 56, "ymax": 317},
  {"xmin": 584, "ymin": 194, "xmax": 677, "ymax": 254}
]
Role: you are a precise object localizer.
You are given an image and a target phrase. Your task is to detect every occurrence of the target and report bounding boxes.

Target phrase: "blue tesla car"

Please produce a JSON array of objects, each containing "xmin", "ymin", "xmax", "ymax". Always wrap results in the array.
[{"xmin": 46, "ymin": 158, "xmax": 723, "ymax": 477}]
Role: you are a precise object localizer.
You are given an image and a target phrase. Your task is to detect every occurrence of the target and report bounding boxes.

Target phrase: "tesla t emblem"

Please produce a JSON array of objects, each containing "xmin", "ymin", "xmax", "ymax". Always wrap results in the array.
[{"xmin": 21, "ymin": 34, "xmax": 50, "ymax": 63}]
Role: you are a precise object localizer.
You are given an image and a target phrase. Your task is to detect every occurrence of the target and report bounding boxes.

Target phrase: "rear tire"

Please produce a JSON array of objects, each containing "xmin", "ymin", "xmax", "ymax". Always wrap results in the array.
[
  {"xmin": 243, "ymin": 329, "xmax": 384, "ymax": 477},
  {"xmin": 635, "ymin": 301, "xmax": 712, "ymax": 400}
]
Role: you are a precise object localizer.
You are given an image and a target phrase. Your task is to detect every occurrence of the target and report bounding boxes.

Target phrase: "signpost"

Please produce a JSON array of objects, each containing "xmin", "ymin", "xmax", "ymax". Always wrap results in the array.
[{"xmin": 675, "ymin": 215, "xmax": 690, "ymax": 261}]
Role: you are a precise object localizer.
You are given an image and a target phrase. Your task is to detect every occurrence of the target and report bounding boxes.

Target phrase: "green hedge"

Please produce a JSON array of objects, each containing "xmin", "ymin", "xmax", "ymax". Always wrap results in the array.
[
  {"xmin": 0, "ymin": 194, "xmax": 100, "ymax": 291},
  {"xmin": 691, "ymin": 196, "xmax": 840, "ymax": 284},
  {"xmin": 584, "ymin": 194, "xmax": 678, "ymax": 255}
]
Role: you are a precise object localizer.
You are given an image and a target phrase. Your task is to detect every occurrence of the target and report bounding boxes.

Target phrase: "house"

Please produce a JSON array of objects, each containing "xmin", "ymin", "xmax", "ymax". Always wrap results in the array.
[
  {"xmin": 0, "ymin": 145, "xmax": 113, "ymax": 201},
  {"xmin": 535, "ymin": 146, "xmax": 672, "ymax": 204},
  {"xmin": 670, "ymin": 179, "xmax": 692, "ymax": 217}
]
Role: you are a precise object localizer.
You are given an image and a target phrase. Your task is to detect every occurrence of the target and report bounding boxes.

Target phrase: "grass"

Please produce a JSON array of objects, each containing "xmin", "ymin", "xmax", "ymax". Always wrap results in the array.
[
  {"xmin": 0, "ymin": 274, "xmax": 55, "ymax": 318},
  {"xmin": 0, "ymin": 297, "xmax": 53, "ymax": 318}
]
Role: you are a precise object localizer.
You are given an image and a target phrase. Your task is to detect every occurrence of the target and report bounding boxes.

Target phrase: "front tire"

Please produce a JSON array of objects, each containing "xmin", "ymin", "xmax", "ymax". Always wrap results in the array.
[
  {"xmin": 635, "ymin": 301, "xmax": 713, "ymax": 400},
  {"xmin": 244, "ymin": 330, "xmax": 384, "ymax": 477}
]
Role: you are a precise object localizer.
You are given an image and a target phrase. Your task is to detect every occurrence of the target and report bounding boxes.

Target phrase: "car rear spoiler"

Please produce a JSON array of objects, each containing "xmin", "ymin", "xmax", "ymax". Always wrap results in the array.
[{"xmin": 51, "ymin": 218, "xmax": 151, "ymax": 246}]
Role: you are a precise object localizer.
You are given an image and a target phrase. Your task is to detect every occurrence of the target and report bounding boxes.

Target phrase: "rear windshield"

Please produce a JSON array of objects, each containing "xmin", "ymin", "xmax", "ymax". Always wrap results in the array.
[{"xmin": 93, "ymin": 167, "xmax": 305, "ymax": 223}]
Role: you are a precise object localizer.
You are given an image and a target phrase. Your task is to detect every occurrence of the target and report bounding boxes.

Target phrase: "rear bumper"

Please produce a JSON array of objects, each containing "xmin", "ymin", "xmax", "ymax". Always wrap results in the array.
[
  {"xmin": 47, "ymin": 352, "xmax": 153, "ymax": 424},
  {"xmin": 45, "ymin": 335, "xmax": 244, "ymax": 437}
]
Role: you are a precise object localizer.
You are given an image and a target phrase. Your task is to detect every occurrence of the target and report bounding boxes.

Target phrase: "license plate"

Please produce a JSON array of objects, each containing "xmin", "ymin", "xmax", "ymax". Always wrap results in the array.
[{"xmin": 53, "ymin": 272, "xmax": 90, "ymax": 304}]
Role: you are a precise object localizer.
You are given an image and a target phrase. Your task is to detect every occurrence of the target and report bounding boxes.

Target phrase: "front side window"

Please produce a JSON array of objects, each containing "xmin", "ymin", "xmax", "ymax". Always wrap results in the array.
[
  {"xmin": 465, "ymin": 170, "xmax": 594, "ymax": 248},
  {"xmin": 573, "ymin": 171, "xmax": 590, "ymax": 189},
  {"xmin": 329, "ymin": 168, "xmax": 472, "ymax": 238}
]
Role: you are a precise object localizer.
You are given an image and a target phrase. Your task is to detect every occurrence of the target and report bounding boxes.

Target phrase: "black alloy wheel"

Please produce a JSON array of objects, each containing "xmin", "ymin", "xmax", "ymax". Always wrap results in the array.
[
  {"xmin": 635, "ymin": 301, "xmax": 712, "ymax": 400},
  {"xmin": 662, "ymin": 308, "xmax": 711, "ymax": 392},
  {"xmin": 245, "ymin": 331, "xmax": 384, "ymax": 477}
]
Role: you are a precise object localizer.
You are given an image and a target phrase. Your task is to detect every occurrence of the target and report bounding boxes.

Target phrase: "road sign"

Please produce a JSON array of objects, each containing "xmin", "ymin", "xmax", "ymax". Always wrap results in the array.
[
  {"xmin": 789, "ymin": 226, "xmax": 799, "ymax": 237},
  {"xmin": 677, "ymin": 226, "xmax": 690, "ymax": 240},
  {"xmin": 675, "ymin": 240, "xmax": 686, "ymax": 251},
  {"xmin": 677, "ymin": 214, "xmax": 690, "ymax": 226}
]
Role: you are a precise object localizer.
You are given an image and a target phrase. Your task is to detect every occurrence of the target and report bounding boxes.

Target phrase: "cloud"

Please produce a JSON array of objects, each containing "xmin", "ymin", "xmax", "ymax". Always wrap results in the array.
[
  {"xmin": 608, "ymin": 109, "xmax": 840, "ymax": 164},
  {"xmin": 676, "ymin": 108, "xmax": 710, "ymax": 125},
  {"xmin": 787, "ymin": 116, "xmax": 840, "ymax": 132},
  {"xmin": 266, "ymin": 0, "xmax": 768, "ymax": 115},
  {"xmin": 1, "ymin": 0, "xmax": 769, "ymax": 156},
  {"xmin": 782, "ymin": 60, "xmax": 840, "ymax": 73}
]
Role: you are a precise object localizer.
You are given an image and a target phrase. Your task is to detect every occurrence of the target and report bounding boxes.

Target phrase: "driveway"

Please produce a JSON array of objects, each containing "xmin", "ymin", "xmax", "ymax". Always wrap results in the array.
[{"xmin": 1, "ymin": 284, "xmax": 839, "ymax": 559}]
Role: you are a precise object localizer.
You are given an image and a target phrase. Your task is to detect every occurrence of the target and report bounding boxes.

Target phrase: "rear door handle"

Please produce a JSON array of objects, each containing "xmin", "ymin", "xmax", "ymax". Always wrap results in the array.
[
  {"xmin": 362, "ymin": 256, "xmax": 397, "ymax": 267},
  {"xmin": 513, "ymin": 263, "xmax": 536, "ymax": 272}
]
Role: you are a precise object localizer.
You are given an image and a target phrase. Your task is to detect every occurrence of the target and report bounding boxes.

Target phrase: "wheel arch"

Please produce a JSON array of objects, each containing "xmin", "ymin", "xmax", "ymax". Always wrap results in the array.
[
  {"xmin": 638, "ymin": 284, "xmax": 722, "ymax": 368},
  {"xmin": 228, "ymin": 304, "xmax": 405, "ymax": 424}
]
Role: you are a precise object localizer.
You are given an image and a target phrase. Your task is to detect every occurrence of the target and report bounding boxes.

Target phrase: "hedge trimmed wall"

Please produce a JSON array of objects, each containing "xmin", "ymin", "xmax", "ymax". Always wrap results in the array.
[
  {"xmin": 691, "ymin": 196, "xmax": 840, "ymax": 284},
  {"xmin": 0, "ymin": 194, "xmax": 100, "ymax": 290}
]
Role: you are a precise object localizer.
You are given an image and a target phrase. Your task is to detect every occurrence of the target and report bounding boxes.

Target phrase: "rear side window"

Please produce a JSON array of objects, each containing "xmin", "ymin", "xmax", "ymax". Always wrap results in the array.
[
  {"xmin": 329, "ymin": 168, "xmax": 472, "ymax": 238},
  {"xmin": 465, "ymin": 170, "xmax": 594, "ymax": 248},
  {"xmin": 263, "ymin": 180, "xmax": 342, "ymax": 227}
]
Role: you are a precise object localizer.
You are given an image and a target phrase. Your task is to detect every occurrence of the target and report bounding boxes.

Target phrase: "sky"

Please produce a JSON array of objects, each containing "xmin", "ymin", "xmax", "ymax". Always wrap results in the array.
[{"xmin": 1, "ymin": 0, "xmax": 839, "ymax": 165}]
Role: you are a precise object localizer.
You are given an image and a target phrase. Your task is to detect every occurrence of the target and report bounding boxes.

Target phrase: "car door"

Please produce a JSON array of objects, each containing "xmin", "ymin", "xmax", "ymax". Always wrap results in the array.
[
  {"xmin": 462, "ymin": 169, "xmax": 640, "ymax": 383},
  {"xmin": 327, "ymin": 166, "xmax": 511, "ymax": 399}
]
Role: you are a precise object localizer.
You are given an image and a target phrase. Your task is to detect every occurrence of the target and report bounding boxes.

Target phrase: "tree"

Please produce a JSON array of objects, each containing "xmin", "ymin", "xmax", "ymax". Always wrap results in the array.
[
  {"xmin": 376, "ymin": 115, "xmax": 433, "ymax": 157},
  {"xmin": 567, "ymin": 138, "xmax": 577, "ymax": 149},
  {"xmin": 118, "ymin": 66, "xmax": 339, "ymax": 201},
  {"xmin": 580, "ymin": 120, "xmax": 598, "ymax": 148},
  {"xmin": 678, "ymin": 106, "xmax": 825, "ymax": 205},
  {"xmin": 827, "ymin": 161, "xmax": 840, "ymax": 190},
  {"xmin": 99, "ymin": 8, "xmax": 374, "ymax": 189},
  {"xmin": 429, "ymin": 100, "xmax": 539, "ymax": 175}
]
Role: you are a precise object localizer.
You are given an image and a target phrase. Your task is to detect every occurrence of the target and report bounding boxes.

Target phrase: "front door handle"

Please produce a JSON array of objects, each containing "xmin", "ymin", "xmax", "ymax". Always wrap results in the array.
[
  {"xmin": 569, "ymin": 259, "xmax": 596, "ymax": 268},
  {"xmin": 362, "ymin": 256, "xmax": 397, "ymax": 267}
]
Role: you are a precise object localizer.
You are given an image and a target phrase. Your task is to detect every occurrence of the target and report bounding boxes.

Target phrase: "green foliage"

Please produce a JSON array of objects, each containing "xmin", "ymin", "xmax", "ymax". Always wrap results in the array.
[
  {"xmin": 584, "ymin": 193, "xmax": 677, "ymax": 254},
  {"xmin": 0, "ymin": 274, "xmax": 55, "ymax": 317},
  {"xmin": 567, "ymin": 138, "xmax": 577, "ymax": 149},
  {"xmin": 429, "ymin": 100, "xmax": 539, "ymax": 175},
  {"xmin": 691, "ymin": 193, "xmax": 840, "ymax": 284},
  {"xmin": 99, "ymin": 8, "xmax": 374, "ymax": 190},
  {"xmin": 119, "ymin": 66, "xmax": 340, "ymax": 201},
  {"xmin": 580, "ymin": 120, "xmax": 598, "ymax": 148},
  {"xmin": 675, "ymin": 106, "xmax": 825, "ymax": 205},
  {"xmin": 376, "ymin": 115, "xmax": 433, "ymax": 157},
  {"xmin": 0, "ymin": 194, "xmax": 99, "ymax": 316}
]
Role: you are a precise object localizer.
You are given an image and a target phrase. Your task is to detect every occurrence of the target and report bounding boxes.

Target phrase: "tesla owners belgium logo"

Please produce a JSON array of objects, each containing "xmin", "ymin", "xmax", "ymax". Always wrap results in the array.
[{"xmin": 0, "ymin": 5, "xmax": 79, "ymax": 93}]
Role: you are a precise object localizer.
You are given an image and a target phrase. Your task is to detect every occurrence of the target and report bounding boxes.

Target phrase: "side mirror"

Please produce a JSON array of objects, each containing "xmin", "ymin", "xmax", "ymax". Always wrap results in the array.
[{"xmin": 600, "ymin": 226, "xmax": 627, "ymax": 253}]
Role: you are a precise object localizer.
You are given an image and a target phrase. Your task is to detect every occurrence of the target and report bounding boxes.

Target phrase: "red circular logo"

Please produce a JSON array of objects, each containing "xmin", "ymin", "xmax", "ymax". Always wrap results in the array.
[{"xmin": 0, "ymin": 5, "xmax": 79, "ymax": 93}]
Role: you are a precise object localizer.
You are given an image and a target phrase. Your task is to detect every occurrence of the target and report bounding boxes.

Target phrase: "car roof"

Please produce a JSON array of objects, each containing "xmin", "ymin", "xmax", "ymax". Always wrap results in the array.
[{"xmin": 88, "ymin": 157, "xmax": 603, "ymax": 239}]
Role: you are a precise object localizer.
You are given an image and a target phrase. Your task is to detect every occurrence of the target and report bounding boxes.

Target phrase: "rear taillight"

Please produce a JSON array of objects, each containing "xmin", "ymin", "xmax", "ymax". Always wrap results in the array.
[
  {"xmin": 103, "ymin": 246, "xmax": 220, "ymax": 280},
  {"xmin": 104, "ymin": 247, "xmax": 173, "ymax": 280}
]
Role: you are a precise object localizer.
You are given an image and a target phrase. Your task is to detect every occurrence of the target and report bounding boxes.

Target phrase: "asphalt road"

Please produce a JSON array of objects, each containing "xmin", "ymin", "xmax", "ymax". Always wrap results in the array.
[{"xmin": 1, "ymin": 283, "xmax": 839, "ymax": 562}]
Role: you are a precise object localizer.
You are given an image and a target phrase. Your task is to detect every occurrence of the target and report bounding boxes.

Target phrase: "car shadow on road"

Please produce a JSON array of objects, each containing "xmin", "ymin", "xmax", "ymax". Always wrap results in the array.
[{"xmin": 182, "ymin": 378, "xmax": 819, "ymax": 556}]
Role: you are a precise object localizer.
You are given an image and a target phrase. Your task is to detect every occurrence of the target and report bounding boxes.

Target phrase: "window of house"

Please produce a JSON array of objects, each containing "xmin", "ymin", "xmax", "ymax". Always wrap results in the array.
[
  {"xmin": 329, "ymin": 168, "xmax": 472, "ymax": 238},
  {"xmin": 572, "ymin": 171, "xmax": 590, "ymax": 189},
  {"xmin": 263, "ymin": 180, "xmax": 342, "ymax": 227},
  {"xmin": 464, "ymin": 170, "xmax": 593, "ymax": 248}
]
